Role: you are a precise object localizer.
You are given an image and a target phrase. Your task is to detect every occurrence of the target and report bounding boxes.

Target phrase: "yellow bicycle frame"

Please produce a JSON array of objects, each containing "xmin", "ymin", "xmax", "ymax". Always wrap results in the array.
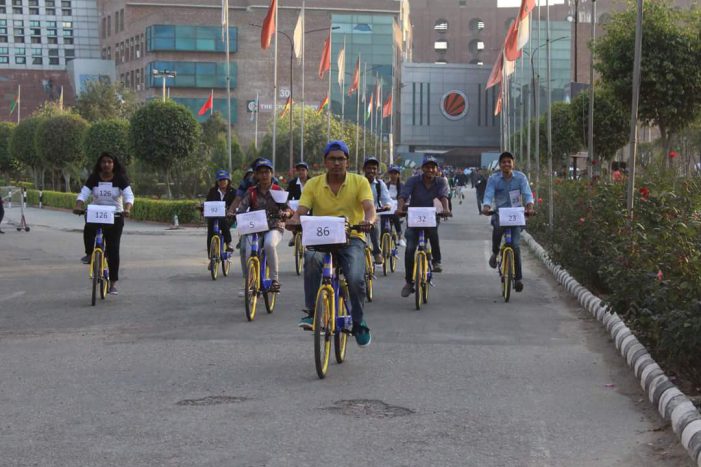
[
  {"xmin": 313, "ymin": 284, "xmax": 336, "ymax": 334},
  {"xmin": 89, "ymin": 246, "xmax": 106, "ymax": 280}
]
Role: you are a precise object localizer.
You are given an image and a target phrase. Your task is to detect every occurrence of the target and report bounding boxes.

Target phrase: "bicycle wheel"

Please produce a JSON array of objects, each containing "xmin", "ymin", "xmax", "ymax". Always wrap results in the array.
[
  {"xmin": 91, "ymin": 251, "xmax": 100, "ymax": 307},
  {"xmin": 389, "ymin": 234, "xmax": 398, "ymax": 273},
  {"xmin": 99, "ymin": 254, "xmax": 109, "ymax": 299},
  {"xmin": 414, "ymin": 253, "xmax": 424, "ymax": 310},
  {"xmin": 209, "ymin": 236, "xmax": 220, "ymax": 281},
  {"xmin": 381, "ymin": 233, "xmax": 390, "ymax": 276},
  {"xmin": 264, "ymin": 265, "xmax": 276, "ymax": 314},
  {"xmin": 422, "ymin": 262, "xmax": 430, "ymax": 305},
  {"xmin": 334, "ymin": 281, "xmax": 350, "ymax": 363},
  {"xmin": 314, "ymin": 287, "xmax": 333, "ymax": 379},
  {"xmin": 222, "ymin": 252, "xmax": 231, "ymax": 277},
  {"xmin": 244, "ymin": 258, "xmax": 259, "ymax": 321},
  {"xmin": 502, "ymin": 248, "xmax": 514, "ymax": 303},
  {"xmin": 364, "ymin": 248, "xmax": 373, "ymax": 302},
  {"xmin": 294, "ymin": 233, "xmax": 303, "ymax": 276}
]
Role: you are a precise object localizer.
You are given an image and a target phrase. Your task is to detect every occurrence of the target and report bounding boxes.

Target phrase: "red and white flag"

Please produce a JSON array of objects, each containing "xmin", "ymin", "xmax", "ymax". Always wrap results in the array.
[
  {"xmin": 318, "ymin": 33, "xmax": 330, "ymax": 79},
  {"xmin": 347, "ymin": 56, "xmax": 360, "ymax": 96},
  {"xmin": 260, "ymin": 0, "xmax": 276, "ymax": 49},
  {"xmin": 505, "ymin": 0, "xmax": 535, "ymax": 61}
]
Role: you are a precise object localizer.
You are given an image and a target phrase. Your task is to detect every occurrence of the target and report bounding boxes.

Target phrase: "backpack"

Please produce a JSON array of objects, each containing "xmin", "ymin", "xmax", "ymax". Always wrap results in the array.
[{"xmin": 247, "ymin": 184, "xmax": 282, "ymax": 210}]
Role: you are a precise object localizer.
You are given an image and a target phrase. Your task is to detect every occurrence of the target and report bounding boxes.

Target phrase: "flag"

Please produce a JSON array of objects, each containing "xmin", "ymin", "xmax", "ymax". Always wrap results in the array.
[
  {"xmin": 392, "ymin": 19, "xmax": 403, "ymax": 53},
  {"xmin": 347, "ymin": 57, "xmax": 360, "ymax": 96},
  {"xmin": 221, "ymin": 0, "xmax": 228, "ymax": 42},
  {"xmin": 9, "ymin": 95, "xmax": 18, "ymax": 115},
  {"xmin": 494, "ymin": 85, "xmax": 503, "ymax": 116},
  {"xmin": 365, "ymin": 93, "xmax": 374, "ymax": 120},
  {"xmin": 293, "ymin": 8, "xmax": 304, "ymax": 60},
  {"xmin": 318, "ymin": 33, "xmax": 330, "ymax": 78},
  {"xmin": 280, "ymin": 96, "xmax": 293, "ymax": 118},
  {"xmin": 337, "ymin": 46, "xmax": 345, "ymax": 87},
  {"xmin": 261, "ymin": 0, "xmax": 276, "ymax": 50},
  {"xmin": 382, "ymin": 93, "xmax": 392, "ymax": 119},
  {"xmin": 486, "ymin": 50, "xmax": 503, "ymax": 89},
  {"xmin": 503, "ymin": 20, "xmax": 523, "ymax": 62},
  {"xmin": 198, "ymin": 90, "xmax": 214, "ymax": 116},
  {"xmin": 375, "ymin": 78, "xmax": 382, "ymax": 109},
  {"xmin": 58, "ymin": 86, "xmax": 64, "ymax": 110},
  {"xmin": 317, "ymin": 95, "xmax": 329, "ymax": 113},
  {"xmin": 505, "ymin": 0, "xmax": 536, "ymax": 60}
]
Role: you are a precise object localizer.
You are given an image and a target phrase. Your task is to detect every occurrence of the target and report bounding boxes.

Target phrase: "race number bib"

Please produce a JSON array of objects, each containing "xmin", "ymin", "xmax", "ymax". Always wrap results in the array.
[
  {"xmin": 86, "ymin": 204, "xmax": 116, "ymax": 224},
  {"xmin": 498, "ymin": 207, "xmax": 526, "ymax": 227},
  {"xmin": 236, "ymin": 210, "xmax": 269, "ymax": 235},
  {"xmin": 95, "ymin": 182, "xmax": 115, "ymax": 201},
  {"xmin": 407, "ymin": 207, "xmax": 437, "ymax": 228},
  {"xmin": 300, "ymin": 216, "xmax": 346, "ymax": 246},
  {"xmin": 378, "ymin": 199, "xmax": 398, "ymax": 216},
  {"xmin": 203, "ymin": 201, "xmax": 226, "ymax": 218},
  {"xmin": 288, "ymin": 200, "xmax": 300, "ymax": 211},
  {"xmin": 270, "ymin": 189, "xmax": 289, "ymax": 203},
  {"xmin": 509, "ymin": 189, "xmax": 523, "ymax": 207}
]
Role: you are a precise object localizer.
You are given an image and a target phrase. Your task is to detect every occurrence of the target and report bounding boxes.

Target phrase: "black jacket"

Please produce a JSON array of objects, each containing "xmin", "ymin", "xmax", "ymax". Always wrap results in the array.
[
  {"xmin": 206, "ymin": 185, "xmax": 237, "ymax": 208},
  {"xmin": 286, "ymin": 177, "xmax": 305, "ymax": 200}
]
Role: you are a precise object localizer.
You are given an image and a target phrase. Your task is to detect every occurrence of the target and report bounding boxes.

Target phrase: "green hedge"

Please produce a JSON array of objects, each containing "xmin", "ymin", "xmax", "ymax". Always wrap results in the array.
[
  {"xmin": 26, "ymin": 189, "xmax": 203, "ymax": 224},
  {"xmin": 528, "ymin": 168, "xmax": 701, "ymax": 385}
]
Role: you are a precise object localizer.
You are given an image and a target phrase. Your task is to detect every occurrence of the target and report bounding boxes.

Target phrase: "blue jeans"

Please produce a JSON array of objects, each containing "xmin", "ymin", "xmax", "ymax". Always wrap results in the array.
[
  {"xmin": 491, "ymin": 215, "xmax": 523, "ymax": 280},
  {"xmin": 304, "ymin": 237, "xmax": 367, "ymax": 325}
]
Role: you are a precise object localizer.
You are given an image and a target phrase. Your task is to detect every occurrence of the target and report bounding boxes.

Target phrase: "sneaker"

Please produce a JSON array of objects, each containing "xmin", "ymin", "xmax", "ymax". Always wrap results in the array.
[
  {"xmin": 515, "ymin": 280, "xmax": 524, "ymax": 292},
  {"xmin": 270, "ymin": 280, "xmax": 281, "ymax": 292},
  {"xmin": 432, "ymin": 261, "xmax": 442, "ymax": 273},
  {"xmin": 374, "ymin": 253, "xmax": 384, "ymax": 265},
  {"xmin": 354, "ymin": 321, "xmax": 372, "ymax": 347},
  {"xmin": 398, "ymin": 238, "xmax": 406, "ymax": 247},
  {"xmin": 401, "ymin": 282, "xmax": 414, "ymax": 297},
  {"xmin": 225, "ymin": 244, "xmax": 234, "ymax": 253},
  {"xmin": 489, "ymin": 253, "xmax": 497, "ymax": 269},
  {"xmin": 298, "ymin": 314, "xmax": 313, "ymax": 330},
  {"xmin": 80, "ymin": 255, "xmax": 90, "ymax": 264},
  {"xmin": 108, "ymin": 284, "xmax": 119, "ymax": 295}
]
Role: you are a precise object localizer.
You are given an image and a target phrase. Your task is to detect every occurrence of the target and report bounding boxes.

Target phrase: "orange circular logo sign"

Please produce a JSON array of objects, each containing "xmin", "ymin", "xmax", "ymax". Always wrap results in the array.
[{"xmin": 441, "ymin": 91, "xmax": 468, "ymax": 120}]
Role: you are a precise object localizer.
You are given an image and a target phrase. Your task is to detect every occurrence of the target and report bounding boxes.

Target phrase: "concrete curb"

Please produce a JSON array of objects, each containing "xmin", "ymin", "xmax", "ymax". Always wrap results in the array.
[{"xmin": 522, "ymin": 231, "xmax": 701, "ymax": 466}]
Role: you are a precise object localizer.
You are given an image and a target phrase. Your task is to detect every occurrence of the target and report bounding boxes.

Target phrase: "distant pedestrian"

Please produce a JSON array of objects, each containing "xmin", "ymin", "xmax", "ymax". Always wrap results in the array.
[
  {"xmin": 0, "ymin": 195, "xmax": 4, "ymax": 233},
  {"xmin": 475, "ymin": 169, "xmax": 487, "ymax": 214}
]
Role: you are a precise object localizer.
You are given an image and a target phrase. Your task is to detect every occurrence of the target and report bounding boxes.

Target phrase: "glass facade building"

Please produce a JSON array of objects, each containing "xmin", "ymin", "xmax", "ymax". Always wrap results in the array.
[
  {"xmin": 146, "ymin": 25, "xmax": 237, "ymax": 54},
  {"xmin": 172, "ymin": 97, "xmax": 237, "ymax": 123},
  {"xmin": 146, "ymin": 61, "xmax": 237, "ymax": 90}
]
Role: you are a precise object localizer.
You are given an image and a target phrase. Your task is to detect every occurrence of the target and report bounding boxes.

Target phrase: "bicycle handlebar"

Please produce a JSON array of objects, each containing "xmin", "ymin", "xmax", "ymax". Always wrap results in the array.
[{"xmin": 482, "ymin": 210, "xmax": 536, "ymax": 217}]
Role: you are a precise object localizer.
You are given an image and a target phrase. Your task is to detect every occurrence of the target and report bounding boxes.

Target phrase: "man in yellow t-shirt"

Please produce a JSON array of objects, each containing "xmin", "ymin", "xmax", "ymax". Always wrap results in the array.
[{"xmin": 287, "ymin": 140, "xmax": 376, "ymax": 347}]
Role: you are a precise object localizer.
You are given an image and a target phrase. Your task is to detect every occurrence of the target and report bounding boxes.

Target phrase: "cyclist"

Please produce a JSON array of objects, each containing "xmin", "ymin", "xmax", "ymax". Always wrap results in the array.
[
  {"xmin": 385, "ymin": 165, "xmax": 405, "ymax": 247},
  {"xmin": 363, "ymin": 156, "xmax": 392, "ymax": 265},
  {"xmin": 397, "ymin": 155, "xmax": 451, "ymax": 298},
  {"xmin": 287, "ymin": 140, "xmax": 375, "ymax": 347},
  {"xmin": 73, "ymin": 152, "xmax": 134, "ymax": 295},
  {"xmin": 204, "ymin": 170, "xmax": 236, "ymax": 253},
  {"xmin": 286, "ymin": 161, "xmax": 309, "ymax": 246},
  {"xmin": 481, "ymin": 151, "xmax": 535, "ymax": 292},
  {"xmin": 230, "ymin": 159, "xmax": 291, "ymax": 293}
]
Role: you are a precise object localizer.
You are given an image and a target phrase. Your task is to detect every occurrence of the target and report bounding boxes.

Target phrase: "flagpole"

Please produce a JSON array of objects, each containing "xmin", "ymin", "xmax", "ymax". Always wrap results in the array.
[
  {"xmin": 300, "ymin": 0, "xmax": 306, "ymax": 162},
  {"xmin": 340, "ymin": 36, "xmax": 346, "ymax": 123},
  {"xmin": 326, "ymin": 21, "xmax": 332, "ymax": 141},
  {"xmin": 379, "ymin": 80, "xmax": 383, "ymax": 165},
  {"xmin": 526, "ymin": 10, "xmax": 532, "ymax": 178},
  {"xmin": 224, "ymin": 0, "xmax": 233, "ymax": 172},
  {"xmin": 255, "ymin": 90, "xmax": 260, "ymax": 149},
  {"xmin": 17, "ymin": 84, "xmax": 21, "ymax": 123},
  {"xmin": 354, "ymin": 54, "xmax": 361, "ymax": 172},
  {"xmin": 272, "ymin": 0, "xmax": 279, "ymax": 173},
  {"xmin": 389, "ymin": 42, "xmax": 396, "ymax": 166},
  {"xmin": 210, "ymin": 89, "xmax": 214, "ymax": 116},
  {"xmin": 546, "ymin": 0, "xmax": 553, "ymax": 229},
  {"xmin": 362, "ymin": 62, "xmax": 367, "ymax": 159},
  {"xmin": 374, "ymin": 74, "xmax": 379, "ymax": 156},
  {"xmin": 370, "ymin": 75, "xmax": 374, "ymax": 152},
  {"xmin": 535, "ymin": 0, "xmax": 541, "ymax": 194}
]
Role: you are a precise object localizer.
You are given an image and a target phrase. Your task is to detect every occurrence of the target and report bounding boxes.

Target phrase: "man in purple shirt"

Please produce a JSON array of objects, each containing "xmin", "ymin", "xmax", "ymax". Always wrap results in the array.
[{"xmin": 397, "ymin": 156, "xmax": 451, "ymax": 298}]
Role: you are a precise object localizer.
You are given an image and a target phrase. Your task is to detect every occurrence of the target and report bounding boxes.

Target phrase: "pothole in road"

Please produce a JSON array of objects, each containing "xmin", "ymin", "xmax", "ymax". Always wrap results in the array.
[
  {"xmin": 176, "ymin": 395, "xmax": 248, "ymax": 406},
  {"xmin": 321, "ymin": 399, "xmax": 415, "ymax": 419}
]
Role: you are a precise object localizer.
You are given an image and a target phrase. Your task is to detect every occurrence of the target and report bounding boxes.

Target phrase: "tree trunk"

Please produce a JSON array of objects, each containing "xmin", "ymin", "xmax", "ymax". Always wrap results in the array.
[
  {"xmin": 165, "ymin": 169, "xmax": 173, "ymax": 199},
  {"xmin": 62, "ymin": 172, "xmax": 71, "ymax": 193},
  {"xmin": 661, "ymin": 127, "xmax": 671, "ymax": 169}
]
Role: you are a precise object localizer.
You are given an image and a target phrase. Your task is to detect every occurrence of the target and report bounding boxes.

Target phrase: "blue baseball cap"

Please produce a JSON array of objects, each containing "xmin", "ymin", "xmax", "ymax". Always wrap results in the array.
[
  {"xmin": 295, "ymin": 161, "xmax": 309, "ymax": 169},
  {"xmin": 323, "ymin": 140, "xmax": 350, "ymax": 158},
  {"xmin": 255, "ymin": 158, "xmax": 274, "ymax": 171},
  {"xmin": 215, "ymin": 169, "xmax": 231, "ymax": 181},
  {"xmin": 421, "ymin": 155, "xmax": 440, "ymax": 167},
  {"xmin": 363, "ymin": 156, "xmax": 380, "ymax": 167},
  {"xmin": 388, "ymin": 165, "xmax": 401, "ymax": 173}
]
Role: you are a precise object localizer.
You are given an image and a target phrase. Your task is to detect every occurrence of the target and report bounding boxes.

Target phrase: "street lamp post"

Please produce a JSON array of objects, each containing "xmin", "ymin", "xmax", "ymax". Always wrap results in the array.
[{"xmin": 151, "ymin": 69, "xmax": 177, "ymax": 102}]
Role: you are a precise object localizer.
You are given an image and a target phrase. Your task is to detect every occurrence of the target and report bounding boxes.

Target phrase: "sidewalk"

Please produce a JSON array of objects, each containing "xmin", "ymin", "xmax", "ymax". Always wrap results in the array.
[{"xmin": 1, "ymin": 206, "xmax": 202, "ymax": 235}]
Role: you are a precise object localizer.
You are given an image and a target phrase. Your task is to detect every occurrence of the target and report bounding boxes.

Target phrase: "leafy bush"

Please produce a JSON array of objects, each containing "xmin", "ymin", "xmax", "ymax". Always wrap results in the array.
[
  {"xmin": 84, "ymin": 118, "xmax": 131, "ymax": 165},
  {"xmin": 528, "ymin": 170, "xmax": 701, "ymax": 384}
]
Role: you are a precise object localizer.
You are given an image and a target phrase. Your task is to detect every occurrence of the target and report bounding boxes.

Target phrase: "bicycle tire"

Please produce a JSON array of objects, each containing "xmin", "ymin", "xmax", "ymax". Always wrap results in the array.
[
  {"xmin": 414, "ymin": 252, "xmax": 424, "ymax": 310},
  {"xmin": 209, "ymin": 236, "xmax": 220, "ymax": 281},
  {"xmin": 99, "ymin": 254, "xmax": 109, "ymax": 300},
  {"xmin": 364, "ymin": 248, "xmax": 373, "ymax": 302},
  {"xmin": 503, "ymin": 248, "xmax": 514, "ymax": 303},
  {"xmin": 294, "ymin": 233, "xmax": 303, "ymax": 276},
  {"xmin": 244, "ymin": 258, "xmax": 259, "ymax": 321},
  {"xmin": 314, "ymin": 287, "xmax": 333, "ymax": 379},
  {"xmin": 264, "ymin": 265, "xmax": 276, "ymax": 314},
  {"xmin": 390, "ymin": 234, "xmax": 398, "ymax": 273},
  {"xmin": 381, "ymin": 233, "xmax": 390, "ymax": 276},
  {"xmin": 334, "ymin": 281, "xmax": 349, "ymax": 363},
  {"xmin": 222, "ymin": 252, "xmax": 231, "ymax": 276},
  {"xmin": 422, "ymin": 263, "xmax": 430, "ymax": 305},
  {"xmin": 91, "ymin": 251, "xmax": 100, "ymax": 307}
]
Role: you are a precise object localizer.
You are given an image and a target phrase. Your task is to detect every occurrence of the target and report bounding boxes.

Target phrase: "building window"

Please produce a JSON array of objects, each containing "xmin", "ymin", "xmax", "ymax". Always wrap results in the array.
[
  {"xmin": 0, "ymin": 37, "xmax": 6, "ymax": 43},
  {"xmin": 29, "ymin": 0, "xmax": 38, "ymax": 5},
  {"xmin": 31, "ymin": 36, "xmax": 41, "ymax": 43},
  {"xmin": 47, "ymin": 37, "xmax": 57, "ymax": 44},
  {"xmin": 47, "ymin": 28, "xmax": 57, "ymax": 37},
  {"xmin": 434, "ymin": 40, "xmax": 448, "ymax": 51},
  {"xmin": 15, "ymin": 56, "xmax": 26, "ymax": 64},
  {"xmin": 62, "ymin": 8, "xmax": 71, "ymax": 15},
  {"xmin": 146, "ymin": 60, "xmax": 238, "ymax": 89},
  {"xmin": 49, "ymin": 57, "xmax": 59, "ymax": 65},
  {"xmin": 61, "ymin": 0, "xmax": 70, "ymax": 6},
  {"xmin": 14, "ymin": 36, "xmax": 25, "ymax": 43},
  {"xmin": 146, "ymin": 25, "xmax": 238, "ymax": 53},
  {"xmin": 64, "ymin": 37, "xmax": 73, "ymax": 44},
  {"xmin": 102, "ymin": 18, "xmax": 106, "ymax": 38},
  {"xmin": 120, "ymin": 9, "xmax": 125, "ymax": 32},
  {"xmin": 13, "ymin": 6, "xmax": 22, "ymax": 14},
  {"xmin": 46, "ymin": 8, "xmax": 55, "ymax": 15},
  {"xmin": 107, "ymin": 16, "xmax": 111, "ymax": 36},
  {"xmin": 14, "ymin": 20, "xmax": 24, "ymax": 28},
  {"xmin": 29, "ymin": 7, "xmax": 38, "ymax": 14},
  {"xmin": 470, "ymin": 18, "xmax": 485, "ymax": 31},
  {"xmin": 48, "ymin": 48, "xmax": 58, "ymax": 56},
  {"xmin": 31, "ymin": 47, "xmax": 41, "ymax": 56},
  {"xmin": 434, "ymin": 19, "xmax": 448, "ymax": 32},
  {"xmin": 65, "ymin": 48, "xmax": 74, "ymax": 61},
  {"xmin": 459, "ymin": 0, "xmax": 467, "ymax": 6},
  {"xmin": 32, "ymin": 56, "xmax": 42, "ymax": 64},
  {"xmin": 0, "ymin": 56, "xmax": 8, "ymax": 64},
  {"xmin": 46, "ymin": 0, "xmax": 55, "ymax": 5}
]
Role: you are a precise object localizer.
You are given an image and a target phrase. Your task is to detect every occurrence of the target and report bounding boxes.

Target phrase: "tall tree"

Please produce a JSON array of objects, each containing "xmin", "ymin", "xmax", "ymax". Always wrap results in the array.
[
  {"xmin": 0, "ymin": 122, "xmax": 16, "ymax": 177},
  {"xmin": 595, "ymin": 0, "xmax": 701, "ymax": 163},
  {"xmin": 35, "ymin": 113, "xmax": 89, "ymax": 191},
  {"xmin": 10, "ymin": 116, "xmax": 46, "ymax": 187},
  {"xmin": 84, "ymin": 119, "xmax": 131, "ymax": 165},
  {"xmin": 75, "ymin": 80, "xmax": 139, "ymax": 122}
]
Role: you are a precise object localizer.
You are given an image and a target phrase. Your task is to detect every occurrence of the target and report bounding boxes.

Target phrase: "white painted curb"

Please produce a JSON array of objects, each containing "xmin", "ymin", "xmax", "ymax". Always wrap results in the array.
[{"xmin": 523, "ymin": 231, "xmax": 701, "ymax": 466}]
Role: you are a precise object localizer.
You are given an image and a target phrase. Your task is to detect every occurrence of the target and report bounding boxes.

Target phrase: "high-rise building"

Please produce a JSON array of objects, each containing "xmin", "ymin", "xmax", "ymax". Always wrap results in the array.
[{"xmin": 0, "ymin": 0, "xmax": 111, "ymax": 120}]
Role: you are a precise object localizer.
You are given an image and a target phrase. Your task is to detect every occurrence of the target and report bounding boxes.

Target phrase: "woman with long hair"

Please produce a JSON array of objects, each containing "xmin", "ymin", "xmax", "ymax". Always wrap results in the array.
[{"xmin": 73, "ymin": 152, "xmax": 134, "ymax": 295}]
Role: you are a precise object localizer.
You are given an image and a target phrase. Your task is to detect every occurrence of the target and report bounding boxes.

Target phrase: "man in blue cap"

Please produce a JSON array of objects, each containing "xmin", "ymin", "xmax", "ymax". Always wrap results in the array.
[
  {"xmin": 397, "ymin": 155, "xmax": 451, "ymax": 298},
  {"xmin": 363, "ymin": 156, "xmax": 392, "ymax": 264},
  {"xmin": 286, "ymin": 140, "xmax": 376, "ymax": 347},
  {"xmin": 286, "ymin": 161, "xmax": 310, "ymax": 247}
]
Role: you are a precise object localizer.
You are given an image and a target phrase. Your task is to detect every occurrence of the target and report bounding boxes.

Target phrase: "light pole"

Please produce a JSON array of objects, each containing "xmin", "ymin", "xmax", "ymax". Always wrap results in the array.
[
  {"xmin": 587, "ymin": 0, "xmax": 596, "ymax": 179},
  {"xmin": 151, "ymin": 68, "xmax": 176, "ymax": 102}
]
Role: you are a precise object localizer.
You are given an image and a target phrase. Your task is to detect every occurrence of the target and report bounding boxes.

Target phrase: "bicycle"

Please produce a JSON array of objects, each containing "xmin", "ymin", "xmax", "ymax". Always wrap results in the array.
[
  {"xmin": 241, "ymin": 216, "xmax": 282, "ymax": 322},
  {"xmin": 75, "ymin": 205, "xmax": 112, "ymax": 306},
  {"xmin": 363, "ymin": 242, "xmax": 375, "ymax": 302},
  {"xmin": 484, "ymin": 207, "xmax": 530, "ymax": 302},
  {"xmin": 378, "ymin": 209, "xmax": 399, "ymax": 276},
  {"xmin": 293, "ymin": 229, "xmax": 304, "ymax": 276},
  {"xmin": 207, "ymin": 218, "xmax": 233, "ymax": 281}
]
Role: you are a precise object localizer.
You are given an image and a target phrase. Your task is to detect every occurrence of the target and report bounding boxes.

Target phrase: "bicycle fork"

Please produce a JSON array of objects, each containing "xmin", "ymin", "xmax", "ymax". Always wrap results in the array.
[
  {"xmin": 249, "ymin": 233, "xmax": 272, "ymax": 291},
  {"xmin": 418, "ymin": 230, "xmax": 433, "ymax": 286},
  {"xmin": 321, "ymin": 253, "xmax": 352, "ymax": 334}
]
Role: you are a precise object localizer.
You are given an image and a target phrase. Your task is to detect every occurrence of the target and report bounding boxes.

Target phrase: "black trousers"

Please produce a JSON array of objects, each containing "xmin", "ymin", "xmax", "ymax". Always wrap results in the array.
[
  {"xmin": 380, "ymin": 215, "xmax": 402, "ymax": 238},
  {"xmin": 404, "ymin": 227, "xmax": 441, "ymax": 283},
  {"xmin": 0, "ymin": 201, "xmax": 4, "ymax": 227},
  {"xmin": 206, "ymin": 217, "xmax": 232, "ymax": 251},
  {"xmin": 83, "ymin": 216, "xmax": 125, "ymax": 282}
]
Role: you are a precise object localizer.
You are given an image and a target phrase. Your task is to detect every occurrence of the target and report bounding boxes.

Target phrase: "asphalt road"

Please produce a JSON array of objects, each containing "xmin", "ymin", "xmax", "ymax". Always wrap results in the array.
[{"xmin": 0, "ymin": 193, "xmax": 692, "ymax": 467}]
